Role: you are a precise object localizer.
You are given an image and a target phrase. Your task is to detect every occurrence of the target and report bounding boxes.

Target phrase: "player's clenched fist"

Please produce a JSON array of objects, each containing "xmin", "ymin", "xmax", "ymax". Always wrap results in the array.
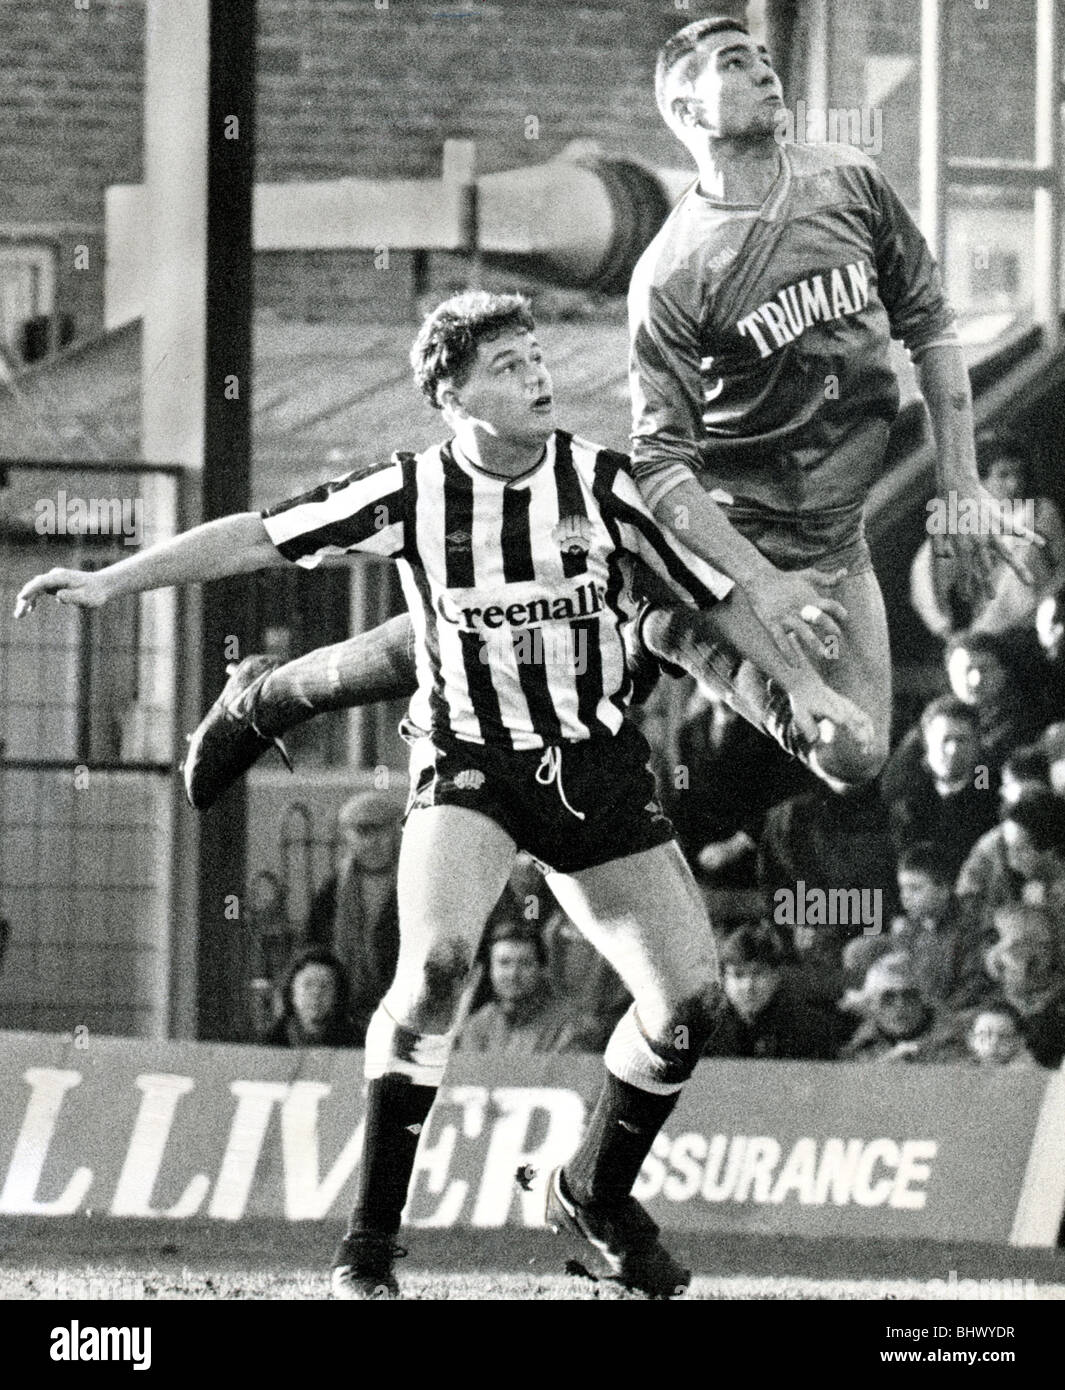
[{"xmin": 14, "ymin": 568, "xmax": 111, "ymax": 619}]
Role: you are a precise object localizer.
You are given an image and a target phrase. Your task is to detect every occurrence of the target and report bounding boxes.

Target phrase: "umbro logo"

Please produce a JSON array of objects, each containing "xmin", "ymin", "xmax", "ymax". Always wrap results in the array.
[
  {"xmin": 453, "ymin": 769, "xmax": 486, "ymax": 790},
  {"xmin": 445, "ymin": 529, "xmax": 471, "ymax": 550},
  {"xmin": 405, "ymin": 1123, "xmax": 423, "ymax": 1136}
]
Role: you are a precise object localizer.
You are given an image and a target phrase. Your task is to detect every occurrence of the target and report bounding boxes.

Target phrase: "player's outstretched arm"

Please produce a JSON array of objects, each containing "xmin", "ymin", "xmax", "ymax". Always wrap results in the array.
[
  {"xmin": 14, "ymin": 512, "xmax": 287, "ymax": 618},
  {"xmin": 702, "ymin": 582, "xmax": 873, "ymax": 753},
  {"xmin": 917, "ymin": 343, "xmax": 1044, "ymax": 598},
  {"xmin": 653, "ymin": 476, "xmax": 848, "ymax": 665}
]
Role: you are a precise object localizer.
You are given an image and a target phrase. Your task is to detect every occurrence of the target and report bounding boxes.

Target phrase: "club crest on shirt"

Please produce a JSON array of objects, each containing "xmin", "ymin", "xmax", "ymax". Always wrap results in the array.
[
  {"xmin": 552, "ymin": 514, "xmax": 592, "ymax": 577},
  {"xmin": 453, "ymin": 769, "xmax": 486, "ymax": 791}
]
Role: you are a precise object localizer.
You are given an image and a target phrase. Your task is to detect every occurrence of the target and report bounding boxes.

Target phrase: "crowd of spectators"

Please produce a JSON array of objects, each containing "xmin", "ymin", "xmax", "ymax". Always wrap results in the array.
[{"xmin": 258, "ymin": 435, "xmax": 1065, "ymax": 1072}]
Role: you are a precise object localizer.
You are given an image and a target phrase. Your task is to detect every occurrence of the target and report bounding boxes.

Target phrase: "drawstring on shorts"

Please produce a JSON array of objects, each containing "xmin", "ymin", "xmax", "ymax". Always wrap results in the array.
[{"xmin": 535, "ymin": 745, "xmax": 586, "ymax": 820}]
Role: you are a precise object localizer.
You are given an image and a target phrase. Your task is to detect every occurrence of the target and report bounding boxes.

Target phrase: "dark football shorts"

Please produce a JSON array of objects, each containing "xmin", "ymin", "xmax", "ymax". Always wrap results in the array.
[
  {"xmin": 722, "ymin": 499, "xmax": 873, "ymax": 575},
  {"xmin": 402, "ymin": 717, "xmax": 675, "ymax": 875}
]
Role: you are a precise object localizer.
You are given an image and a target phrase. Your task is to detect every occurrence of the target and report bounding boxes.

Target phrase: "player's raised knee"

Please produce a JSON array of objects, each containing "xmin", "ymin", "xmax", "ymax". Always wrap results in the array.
[{"xmin": 815, "ymin": 725, "xmax": 890, "ymax": 787}]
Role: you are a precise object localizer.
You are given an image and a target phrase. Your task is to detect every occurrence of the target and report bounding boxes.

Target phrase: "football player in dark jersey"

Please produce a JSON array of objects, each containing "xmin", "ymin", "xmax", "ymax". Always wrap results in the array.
[{"xmin": 627, "ymin": 15, "xmax": 1039, "ymax": 790}]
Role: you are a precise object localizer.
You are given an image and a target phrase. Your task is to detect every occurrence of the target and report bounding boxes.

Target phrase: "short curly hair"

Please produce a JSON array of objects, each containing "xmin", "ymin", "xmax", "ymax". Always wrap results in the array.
[{"xmin": 410, "ymin": 291, "xmax": 536, "ymax": 408}]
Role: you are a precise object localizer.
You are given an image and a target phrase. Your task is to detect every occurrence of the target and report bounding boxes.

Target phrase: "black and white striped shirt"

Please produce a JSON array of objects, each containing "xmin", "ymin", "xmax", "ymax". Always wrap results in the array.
[{"xmin": 262, "ymin": 430, "xmax": 732, "ymax": 750}]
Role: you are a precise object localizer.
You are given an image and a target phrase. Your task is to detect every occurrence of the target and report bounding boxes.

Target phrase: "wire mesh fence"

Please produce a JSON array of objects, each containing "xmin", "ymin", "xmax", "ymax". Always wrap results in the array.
[
  {"xmin": 0, "ymin": 461, "xmax": 180, "ymax": 1035},
  {"xmin": 0, "ymin": 460, "xmax": 408, "ymax": 1037}
]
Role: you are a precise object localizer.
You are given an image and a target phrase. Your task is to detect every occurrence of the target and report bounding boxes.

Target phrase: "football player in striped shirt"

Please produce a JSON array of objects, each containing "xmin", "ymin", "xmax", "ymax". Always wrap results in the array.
[
  {"xmin": 15, "ymin": 292, "xmax": 870, "ymax": 1299},
  {"xmin": 627, "ymin": 15, "xmax": 1040, "ymax": 791}
]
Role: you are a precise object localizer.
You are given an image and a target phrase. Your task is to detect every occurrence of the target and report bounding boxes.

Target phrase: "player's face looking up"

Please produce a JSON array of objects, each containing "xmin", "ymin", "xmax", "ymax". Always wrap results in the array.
[
  {"xmin": 439, "ymin": 329, "xmax": 555, "ymax": 454},
  {"xmin": 669, "ymin": 33, "xmax": 783, "ymax": 143}
]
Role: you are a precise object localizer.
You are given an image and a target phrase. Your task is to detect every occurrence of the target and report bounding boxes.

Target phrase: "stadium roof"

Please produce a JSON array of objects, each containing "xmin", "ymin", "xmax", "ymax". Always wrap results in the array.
[{"xmin": 0, "ymin": 315, "xmax": 632, "ymax": 507}]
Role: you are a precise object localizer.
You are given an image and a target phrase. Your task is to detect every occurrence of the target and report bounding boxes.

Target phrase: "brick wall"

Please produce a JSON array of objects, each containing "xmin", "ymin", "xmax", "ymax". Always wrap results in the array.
[
  {"xmin": 3, "ymin": 0, "xmax": 142, "ymax": 341},
  {"xmin": 0, "ymin": 0, "xmax": 1041, "ymax": 342},
  {"xmin": 255, "ymin": 0, "xmax": 689, "ymax": 181},
  {"xmin": 3, "ymin": 0, "xmax": 697, "ymax": 340}
]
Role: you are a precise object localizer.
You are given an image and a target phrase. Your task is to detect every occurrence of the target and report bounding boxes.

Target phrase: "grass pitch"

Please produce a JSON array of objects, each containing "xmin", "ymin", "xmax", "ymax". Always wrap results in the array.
[
  {"xmin": 11, "ymin": 1265, "xmax": 1065, "ymax": 1300},
  {"xmin": 3, "ymin": 1220, "xmax": 1064, "ymax": 1300}
]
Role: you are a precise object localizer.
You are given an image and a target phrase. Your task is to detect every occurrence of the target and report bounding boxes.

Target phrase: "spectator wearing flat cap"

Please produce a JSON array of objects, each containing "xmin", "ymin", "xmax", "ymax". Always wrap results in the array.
[{"xmin": 305, "ymin": 789, "xmax": 403, "ymax": 1043}]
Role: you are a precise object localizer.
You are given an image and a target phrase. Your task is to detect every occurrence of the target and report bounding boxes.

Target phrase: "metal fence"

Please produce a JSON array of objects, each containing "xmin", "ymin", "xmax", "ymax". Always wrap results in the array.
[
  {"xmin": 0, "ymin": 460, "xmax": 405, "ymax": 1037},
  {"xmin": 0, "ymin": 462, "xmax": 181, "ymax": 1035}
]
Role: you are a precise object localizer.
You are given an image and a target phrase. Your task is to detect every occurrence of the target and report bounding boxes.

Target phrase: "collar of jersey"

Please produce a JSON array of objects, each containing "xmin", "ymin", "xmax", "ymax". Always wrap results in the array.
[
  {"xmin": 448, "ymin": 432, "xmax": 556, "ymax": 487},
  {"xmin": 690, "ymin": 144, "xmax": 791, "ymax": 219}
]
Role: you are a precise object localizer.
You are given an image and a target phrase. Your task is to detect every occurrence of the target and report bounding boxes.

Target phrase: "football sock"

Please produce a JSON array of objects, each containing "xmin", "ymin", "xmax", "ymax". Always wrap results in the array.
[
  {"xmin": 641, "ymin": 606, "xmax": 762, "ymax": 722},
  {"xmin": 565, "ymin": 1003, "xmax": 708, "ymax": 1207},
  {"xmin": 253, "ymin": 615, "xmax": 417, "ymax": 736},
  {"xmin": 564, "ymin": 1070, "xmax": 679, "ymax": 1208},
  {"xmin": 349, "ymin": 1073, "xmax": 438, "ymax": 1237},
  {"xmin": 346, "ymin": 1005, "xmax": 452, "ymax": 1238},
  {"xmin": 643, "ymin": 605, "xmax": 825, "ymax": 763}
]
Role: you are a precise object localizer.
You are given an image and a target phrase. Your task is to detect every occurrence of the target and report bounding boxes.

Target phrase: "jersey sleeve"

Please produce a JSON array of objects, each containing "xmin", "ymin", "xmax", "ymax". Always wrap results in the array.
[
  {"xmin": 869, "ymin": 166, "xmax": 957, "ymax": 356},
  {"xmin": 260, "ymin": 457, "xmax": 406, "ymax": 569},
  {"xmin": 627, "ymin": 257, "xmax": 709, "ymax": 512},
  {"xmin": 602, "ymin": 460, "xmax": 734, "ymax": 607}
]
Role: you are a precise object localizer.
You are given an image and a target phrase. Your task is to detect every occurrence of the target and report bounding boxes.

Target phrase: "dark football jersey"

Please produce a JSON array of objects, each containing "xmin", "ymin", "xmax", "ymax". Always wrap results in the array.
[{"xmin": 629, "ymin": 141, "xmax": 957, "ymax": 517}]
